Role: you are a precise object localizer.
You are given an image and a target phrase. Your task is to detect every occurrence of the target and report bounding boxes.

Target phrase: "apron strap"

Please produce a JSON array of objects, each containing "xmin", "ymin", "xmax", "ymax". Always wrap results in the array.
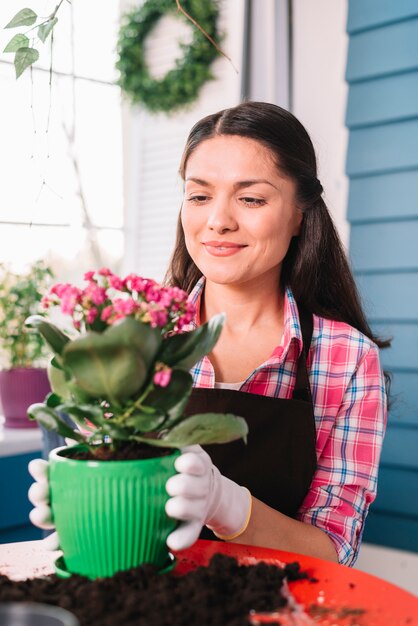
[{"xmin": 292, "ymin": 303, "xmax": 314, "ymax": 403}]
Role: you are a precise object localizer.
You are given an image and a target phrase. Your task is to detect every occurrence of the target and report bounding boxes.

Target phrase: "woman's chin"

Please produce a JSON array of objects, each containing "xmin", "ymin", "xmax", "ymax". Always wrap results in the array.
[{"xmin": 204, "ymin": 271, "xmax": 252, "ymax": 287}]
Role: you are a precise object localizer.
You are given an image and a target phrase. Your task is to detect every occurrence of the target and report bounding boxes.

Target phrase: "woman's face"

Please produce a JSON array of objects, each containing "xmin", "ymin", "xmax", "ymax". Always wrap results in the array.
[{"xmin": 181, "ymin": 135, "xmax": 302, "ymax": 288}]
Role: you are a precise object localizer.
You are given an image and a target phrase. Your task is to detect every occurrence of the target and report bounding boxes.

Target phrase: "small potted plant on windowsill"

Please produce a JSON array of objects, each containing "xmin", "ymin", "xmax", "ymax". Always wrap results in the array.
[
  {"xmin": 0, "ymin": 260, "xmax": 53, "ymax": 428},
  {"xmin": 26, "ymin": 268, "xmax": 247, "ymax": 579}
]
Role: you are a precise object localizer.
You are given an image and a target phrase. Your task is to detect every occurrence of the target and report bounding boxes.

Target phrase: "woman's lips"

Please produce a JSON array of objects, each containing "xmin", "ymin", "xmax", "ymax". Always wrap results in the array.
[{"xmin": 202, "ymin": 241, "xmax": 247, "ymax": 257}]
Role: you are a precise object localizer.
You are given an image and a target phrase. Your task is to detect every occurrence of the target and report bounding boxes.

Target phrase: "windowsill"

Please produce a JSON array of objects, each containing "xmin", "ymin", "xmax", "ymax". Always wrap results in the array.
[{"xmin": 0, "ymin": 416, "xmax": 43, "ymax": 457}]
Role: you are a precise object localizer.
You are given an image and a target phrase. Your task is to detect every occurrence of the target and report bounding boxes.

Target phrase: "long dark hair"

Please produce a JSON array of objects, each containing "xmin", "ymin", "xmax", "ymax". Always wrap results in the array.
[{"xmin": 165, "ymin": 101, "xmax": 390, "ymax": 352}]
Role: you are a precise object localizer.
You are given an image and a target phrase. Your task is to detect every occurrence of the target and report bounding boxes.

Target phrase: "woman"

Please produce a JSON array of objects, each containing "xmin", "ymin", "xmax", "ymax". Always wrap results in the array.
[
  {"xmin": 29, "ymin": 102, "xmax": 388, "ymax": 566},
  {"xmin": 162, "ymin": 101, "xmax": 388, "ymax": 566}
]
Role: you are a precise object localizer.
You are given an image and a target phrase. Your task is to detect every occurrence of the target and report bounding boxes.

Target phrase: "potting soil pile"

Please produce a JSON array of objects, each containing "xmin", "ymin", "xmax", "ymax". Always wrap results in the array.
[{"xmin": 0, "ymin": 553, "xmax": 311, "ymax": 626}]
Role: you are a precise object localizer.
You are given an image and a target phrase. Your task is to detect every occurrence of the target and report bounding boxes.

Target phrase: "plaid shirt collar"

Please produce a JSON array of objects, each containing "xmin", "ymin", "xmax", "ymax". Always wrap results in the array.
[{"xmin": 188, "ymin": 277, "xmax": 304, "ymax": 364}]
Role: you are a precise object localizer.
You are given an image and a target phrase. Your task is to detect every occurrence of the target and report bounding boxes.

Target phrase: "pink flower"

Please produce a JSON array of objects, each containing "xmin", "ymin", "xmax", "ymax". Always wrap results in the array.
[
  {"xmin": 157, "ymin": 289, "xmax": 175, "ymax": 308},
  {"xmin": 86, "ymin": 307, "xmax": 98, "ymax": 324},
  {"xmin": 84, "ymin": 284, "xmax": 107, "ymax": 306},
  {"xmin": 98, "ymin": 267, "xmax": 112, "ymax": 276},
  {"xmin": 153, "ymin": 367, "xmax": 172, "ymax": 387},
  {"xmin": 83, "ymin": 271, "xmax": 96, "ymax": 281},
  {"xmin": 108, "ymin": 275, "xmax": 123, "ymax": 290},
  {"xmin": 101, "ymin": 305, "xmax": 114, "ymax": 322},
  {"xmin": 150, "ymin": 308, "xmax": 168, "ymax": 328},
  {"xmin": 58, "ymin": 285, "xmax": 82, "ymax": 316},
  {"xmin": 50, "ymin": 283, "xmax": 70, "ymax": 298},
  {"xmin": 113, "ymin": 297, "xmax": 137, "ymax": 317}
]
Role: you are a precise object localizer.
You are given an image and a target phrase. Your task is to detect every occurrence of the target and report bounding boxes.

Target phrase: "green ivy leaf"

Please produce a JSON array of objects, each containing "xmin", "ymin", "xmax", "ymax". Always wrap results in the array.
[
  {"xmin": 14, "ymin": 47, "xmax": 39, "ymax": 78},
  {"xmin": 38, "ymin": 17, "xmax": 58, "ymax": 43},
  {"xmin": 5, "ymin": 8, "xmax": 37, "ymax": 28},
  {"xmin": 28, "ymin": 403, "xmax": 85, "ymax": 442},
  {"xmin": 159, "ymin": 313, "xmax": 225, "ymax": 370},
  {"xmin": 25, "ymin": 315, "xmax": 70, "ymax": 355},
  {"xmin": 3, "ymin": 33, "xmax": 29, "ymax": 53}
]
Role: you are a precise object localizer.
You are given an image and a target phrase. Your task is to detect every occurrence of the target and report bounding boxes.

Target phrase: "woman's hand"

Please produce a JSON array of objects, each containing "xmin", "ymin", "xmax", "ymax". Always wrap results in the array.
[
  {"xmin": 165, "ymin": 445, "xmax": 252, "ymax": 551},
  {"xmin": 28, "ymin": 458, "xmax": 60, "ymax": 550}
]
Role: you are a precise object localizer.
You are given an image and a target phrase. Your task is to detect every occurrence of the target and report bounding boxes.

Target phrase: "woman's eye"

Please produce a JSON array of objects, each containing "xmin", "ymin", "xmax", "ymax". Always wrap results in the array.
[
  {"xmin": 187, "ymin": 195, "xmax": 209, "ymax": 204},
  {"xmin": 240, "ymin": 197, "xmax": 266, "ymax": 207}
]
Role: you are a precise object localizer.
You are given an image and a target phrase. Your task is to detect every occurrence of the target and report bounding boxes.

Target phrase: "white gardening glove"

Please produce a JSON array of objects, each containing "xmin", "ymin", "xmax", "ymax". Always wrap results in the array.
[
  {"xmin": 28, "ymin": 458, "xmax": 60, "ymax": 550},
  {"xmin": 165, "ymin": 445, "xmax": 252, "ymax": 552}
]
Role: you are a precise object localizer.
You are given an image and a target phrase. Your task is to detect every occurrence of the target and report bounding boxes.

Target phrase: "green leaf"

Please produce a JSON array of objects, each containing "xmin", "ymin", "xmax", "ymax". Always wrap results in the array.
[
  {"xmin": 138, "ymin": 412, "xmax": 248, "ymax": 448},
  {"xmin": 3, "ymin": 33, "xmax": 29, "ymax": 53},
  {"xmin": 56, "ymin": 403, "xmax": 105, "ymax": 428},
  {"xmin": 99, "ymin": 421, "xmax": 132, "ymax": 441},
  {"xmin": 14, "ymin": 46, "xmax": 39, "ymax": 78},
  {"xmin": 116, "ymin": 317, "xmax": 162, "ymax": 368},
  {"xmin": 5, "ymin": 8, "xmax": 37, "ymax": 28},
  {"xmin": 51, "ymin": 356, "xmax": 64, "ymax": 370},
  {"xmin": 62, "ymin": 318, "xmax": 161, "ymax": 403},
  {"xmin": 144, "ymin": 370, "xmax": 193, "ymax": 427},
  {"xmin": 25, "ymin": 315, "xmax": 70, "ymax": 355},
  {"xmin": 28, "ymin": 403, "xmax": 85, "ymax": 442},
  {"xmin": 38, "ymin": 17, "xmax": 57, "ymax": 43},
  {"xmin": 124, "ymin": 407, "xmax": 166, "ymax": 432},
  {"xmin": 45, "ymin": 392, "xmax": 62, "ymax": 408},
  {"xmin": 159, "ymin": 313, "xmax": 225, "ymax": 370},
  {"xmin": 47, "ymin": 359, "xmax": 72, "ymax": 400}
]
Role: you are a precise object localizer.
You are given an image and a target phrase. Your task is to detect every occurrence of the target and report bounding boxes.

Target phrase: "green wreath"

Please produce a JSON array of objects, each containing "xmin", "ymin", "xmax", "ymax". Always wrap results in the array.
[{"xmin": 116, "ymin": 0, "xmax": 220, "ymax": 113}]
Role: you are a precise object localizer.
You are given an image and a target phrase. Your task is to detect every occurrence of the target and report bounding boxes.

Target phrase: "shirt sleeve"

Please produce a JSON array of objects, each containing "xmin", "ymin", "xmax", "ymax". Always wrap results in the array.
[{"xmin": 296, "ymin": 342, "xmax": 387, "ymax": 565}]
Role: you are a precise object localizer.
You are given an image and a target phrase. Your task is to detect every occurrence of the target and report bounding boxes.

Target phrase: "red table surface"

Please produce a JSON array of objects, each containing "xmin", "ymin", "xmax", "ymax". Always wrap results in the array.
[{"xmin": 173, "ymin": 540, "xmax": 418, "ymax": 626}]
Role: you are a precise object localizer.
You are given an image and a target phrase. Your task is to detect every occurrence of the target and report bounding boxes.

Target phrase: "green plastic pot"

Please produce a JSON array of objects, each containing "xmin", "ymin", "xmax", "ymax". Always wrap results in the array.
[{"xmin": 48, "ymin": 445, "xmax": 180, "ymax": 579}]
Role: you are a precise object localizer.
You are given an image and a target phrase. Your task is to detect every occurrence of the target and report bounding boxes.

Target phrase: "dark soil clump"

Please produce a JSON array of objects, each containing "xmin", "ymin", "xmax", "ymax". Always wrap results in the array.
[
  {"xmin": 66, "ymin": 441, "xmax": 173, "ymax": 461},
  {"xmin": 0, "ymin": 554, "xmax": 309, "ymax": 626}
]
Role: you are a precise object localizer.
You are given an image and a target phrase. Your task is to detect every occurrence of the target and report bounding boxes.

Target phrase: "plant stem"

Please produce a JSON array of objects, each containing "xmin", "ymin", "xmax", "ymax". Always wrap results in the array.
[{"xmin": 117, "ymin": 381, "xmax": 155, "ymax": 422}]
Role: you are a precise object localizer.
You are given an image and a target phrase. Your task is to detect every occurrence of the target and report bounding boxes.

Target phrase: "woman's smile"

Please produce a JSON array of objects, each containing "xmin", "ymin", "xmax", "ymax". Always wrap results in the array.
[{"xmin": 202, "ymin": 240, "xmax": 248, "ymax": 256}]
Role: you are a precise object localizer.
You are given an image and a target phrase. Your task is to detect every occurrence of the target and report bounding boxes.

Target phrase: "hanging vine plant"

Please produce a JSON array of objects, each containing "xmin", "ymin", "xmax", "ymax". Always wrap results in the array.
[{"xmin": 116, "ymin": 0, "xmax": 221, "ymax": 113}]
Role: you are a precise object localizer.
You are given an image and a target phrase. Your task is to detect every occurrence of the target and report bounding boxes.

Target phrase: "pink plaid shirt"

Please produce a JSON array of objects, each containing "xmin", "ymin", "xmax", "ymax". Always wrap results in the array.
[{"xmin": 188, "ymin": 278, "xmax": 387, "ymax": 565}]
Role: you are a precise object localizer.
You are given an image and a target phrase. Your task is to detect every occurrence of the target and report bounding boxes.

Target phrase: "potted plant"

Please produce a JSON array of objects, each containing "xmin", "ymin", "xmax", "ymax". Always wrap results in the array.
[
  {"xmin": 0, "ymin": 260, "xmax": 53, "ymax": 428},
  {"xmin": 26, "ymin": 268, "xmax": 247, "ymax": 579}
]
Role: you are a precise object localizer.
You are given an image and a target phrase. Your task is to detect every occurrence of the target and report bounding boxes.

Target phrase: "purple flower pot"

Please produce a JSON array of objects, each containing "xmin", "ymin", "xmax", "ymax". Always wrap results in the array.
[{"xmin": 0, "ymin": 368, "xmax": 51, "ymax": 429}]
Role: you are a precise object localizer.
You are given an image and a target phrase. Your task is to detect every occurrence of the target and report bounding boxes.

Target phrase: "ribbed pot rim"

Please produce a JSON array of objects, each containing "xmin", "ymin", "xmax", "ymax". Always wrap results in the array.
[{"xmin": 49, "ymin": 444, "xmax": 180, "ymax": 467}]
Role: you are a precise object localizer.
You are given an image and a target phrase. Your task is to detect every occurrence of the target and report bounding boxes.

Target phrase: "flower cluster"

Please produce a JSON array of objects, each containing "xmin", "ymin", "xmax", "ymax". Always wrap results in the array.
[
  {"xmin": 42, "ymin": 268, "xmax": 195, "ymax": 336},
  {"xmin": 28, "ymin": 269, "xmax": 247, "ymax": 451}
]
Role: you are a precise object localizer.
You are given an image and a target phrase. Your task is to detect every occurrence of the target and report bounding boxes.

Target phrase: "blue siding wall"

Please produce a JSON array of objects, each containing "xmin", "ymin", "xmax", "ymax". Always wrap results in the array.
[{"xmin": 346, "ymin": 1, "xmax": 418, "ymax": 552}]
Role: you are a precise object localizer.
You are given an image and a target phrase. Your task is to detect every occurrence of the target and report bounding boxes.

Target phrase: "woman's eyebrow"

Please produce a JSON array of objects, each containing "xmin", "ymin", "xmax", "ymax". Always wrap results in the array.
[
  {"xmin": 185, "ymin": 177, "xmax": 211, "ymax": 186},
  {"xmin": 234, "ymin": 179, "xmax": 278, "ymax": 190},
  {"xmin": 185, "ymin": 177, "xmax": 278, "ymax": 190}
]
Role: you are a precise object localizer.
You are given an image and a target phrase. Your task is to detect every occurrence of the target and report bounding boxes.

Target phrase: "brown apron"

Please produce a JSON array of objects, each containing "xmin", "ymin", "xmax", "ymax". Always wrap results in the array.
[{"xmin": 184, "ymin": 304, "xmax": 317, "ymax": 538}]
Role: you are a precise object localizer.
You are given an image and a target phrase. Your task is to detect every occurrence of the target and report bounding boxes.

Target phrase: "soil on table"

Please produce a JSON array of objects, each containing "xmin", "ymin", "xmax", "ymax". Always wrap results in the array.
[
  {"xmin": 67, "ymin": 441, "xmax": 174, "ymax": 461},
  {"xmin": 0, "ymin": 554, "xmax": 311, "ymax": 626}
]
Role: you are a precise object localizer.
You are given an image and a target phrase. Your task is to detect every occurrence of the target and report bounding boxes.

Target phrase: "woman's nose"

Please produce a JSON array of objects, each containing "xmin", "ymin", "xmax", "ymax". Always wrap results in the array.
[{"xmin": 207, "ymin": 200, "xmax": 238, "ymax": 232}]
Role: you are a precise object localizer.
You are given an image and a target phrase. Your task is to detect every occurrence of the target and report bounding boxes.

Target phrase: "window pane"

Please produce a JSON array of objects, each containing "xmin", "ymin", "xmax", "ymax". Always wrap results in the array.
[
  {"xmin": 0, "ymin": 224, "xmax": 124, "ymax": 279},
  {"xmin": 0, "ymin": 67, "xmax": 123, "ymax": 229}
]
